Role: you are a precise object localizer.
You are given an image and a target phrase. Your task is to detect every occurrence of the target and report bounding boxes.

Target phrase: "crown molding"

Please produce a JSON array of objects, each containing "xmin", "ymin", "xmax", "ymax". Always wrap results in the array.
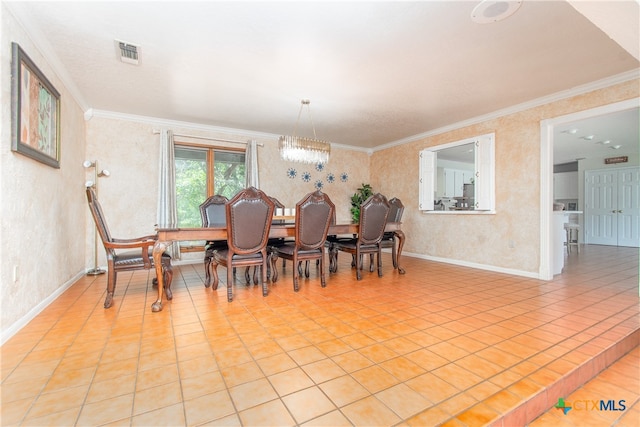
[
  {"xmin": 373, "ymin": 69, "xmax": 640, "ymax": 152},
  {"xmin": 86, "ymin": 109, "xmax": 369, "ymax": 153}
]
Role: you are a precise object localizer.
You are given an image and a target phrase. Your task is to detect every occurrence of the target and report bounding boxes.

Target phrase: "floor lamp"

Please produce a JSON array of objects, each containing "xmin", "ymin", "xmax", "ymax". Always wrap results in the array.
[{"xmin": 84, "ymin": 160, "xmax": 110, "ymax": 275}]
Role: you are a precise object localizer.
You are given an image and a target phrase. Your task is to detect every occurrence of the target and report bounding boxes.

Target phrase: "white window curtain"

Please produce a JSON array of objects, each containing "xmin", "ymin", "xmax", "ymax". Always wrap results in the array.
[
  {"xmin": 245, "ymin": 140, "xmax": 260, "ymax": 189},
  {"xmin": 157, "ymin": 129, "xmax": 181, "ymax": 259}
]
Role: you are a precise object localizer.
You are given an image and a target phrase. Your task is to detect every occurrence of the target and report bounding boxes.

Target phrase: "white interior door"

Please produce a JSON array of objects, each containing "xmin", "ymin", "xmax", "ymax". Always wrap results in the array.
[
  {"xmin": 585, "ymin": 167, "xmax": 640, "ymax": 247},
  {"xmin": 617, "ymin": 168, "xmax": 640, "ymax": 247}
]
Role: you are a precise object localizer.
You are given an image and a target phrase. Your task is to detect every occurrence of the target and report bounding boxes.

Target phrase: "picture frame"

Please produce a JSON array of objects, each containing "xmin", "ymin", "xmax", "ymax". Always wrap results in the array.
[{"xmin": 11, "ymin": 42, "xmax": 61, "ymax": 168}]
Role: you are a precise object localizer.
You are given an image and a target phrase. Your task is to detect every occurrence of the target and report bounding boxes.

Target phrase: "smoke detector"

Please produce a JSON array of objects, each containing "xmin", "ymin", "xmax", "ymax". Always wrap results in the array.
[
  {"xmin": 115, "ymin": 40, "xmax": 140, "ymax": 65},
  {"xmin": 471, "ymin": 1, "xmax": 522, "ymax": 24}
]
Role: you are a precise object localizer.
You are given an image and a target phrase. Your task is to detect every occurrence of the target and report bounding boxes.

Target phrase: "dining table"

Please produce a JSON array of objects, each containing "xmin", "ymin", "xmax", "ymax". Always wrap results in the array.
[{"xmin": 150, "ymin": 221, "xmax": 405, "ymax": 312}]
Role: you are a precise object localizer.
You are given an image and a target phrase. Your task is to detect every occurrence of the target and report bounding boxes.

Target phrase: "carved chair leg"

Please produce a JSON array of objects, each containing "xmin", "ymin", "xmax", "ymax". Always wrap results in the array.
[
  {"xmin": 162, "ymin": 259, "xmax": 173, "ymax": 300},
  {"xmin": 204, "ymin": 257, "xmax": 212, "ymax": 287},
  {"xmin": 226, "ymin": 267, "xmax": 233, "ymax": 302},
  {"xmin": 104, "ymin": 270, "xmax": 116, "ymax": 308},
  {"xmin": 270, "ymin": 252, "xmax": 279, "ymax": 282},
  {"xmin": 320, "ymin": 255, "xmax": 326, "ymax": 288},
  {"xmin": 211, "ymin": 262, "xmax": 220, "ymax": 290},
  {"xmin": 392, "ymin": 242, "xmax": 398, "ymax": 269},
  {"xmin": 329, "ymin": 245, "xmax": 338, "ymax": 273},
  {"xmin": 293, "ymin": 257, "xmax": 300, "ymax": 292},
  {"xmin": 261, "ymin": 261, "xmax": 269, "ymax": 297},
  {"xmin": 253, "ymin": 266, "xmax": 259, "ymax": 285}
]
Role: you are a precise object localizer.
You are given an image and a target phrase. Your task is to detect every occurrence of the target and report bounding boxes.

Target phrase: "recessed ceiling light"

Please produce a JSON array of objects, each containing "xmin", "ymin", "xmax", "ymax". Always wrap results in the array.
[
  {"xmin": 471, "ymin": 1, "xmax": 522, "ymax": 24},
  {"xmin": 610, "ymin": 145, "xmax": 622, "ymax": 150},
  {"xmin": 581, "ymin": 135, "xmax": 595, "ymax": 140},
  {"xmin": 596, "ymin": 140, "xmax": 611, "ymax": 145}
]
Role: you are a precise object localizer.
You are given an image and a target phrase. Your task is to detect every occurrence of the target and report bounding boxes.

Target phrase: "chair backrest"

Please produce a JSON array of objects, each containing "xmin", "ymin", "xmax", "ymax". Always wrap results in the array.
[
  {"xmin": 387, "ymin": 197, "xmax": 405, "ymax": 223},
  {"xmin": 358, "ymin": 193, "xmax": 390, "ymax": 245},
  {"xmin": 269, "ymin": 196, "xmax": 285, "ymax": 225},
  {"xmin": 226, "ymin": 187, "xmax": 275, "ymax": 254},
  {"xmin": 86, "ymin": 187, "xmax": 115, "ymax": 255},
  {"xmin": 199, "ymin": 194, "xmax": 229, "ymax": 227},
  {"xmin": 269, "ymin": 197, "xmax": 285, "ymax": 210},
  {"xmin": 296, "ymin": 191, "xmax": 335, "ymax": 250}
]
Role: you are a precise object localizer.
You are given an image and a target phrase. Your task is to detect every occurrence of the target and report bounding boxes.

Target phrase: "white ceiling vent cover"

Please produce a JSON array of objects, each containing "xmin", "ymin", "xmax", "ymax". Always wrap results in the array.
[{"xmin": 115, "ymin": 40, "xmax": 140, "ymax": 65}]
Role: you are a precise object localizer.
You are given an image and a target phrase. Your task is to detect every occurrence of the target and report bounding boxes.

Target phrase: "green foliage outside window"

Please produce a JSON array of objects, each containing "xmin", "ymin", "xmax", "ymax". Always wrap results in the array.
[
  {"xmin": 175, "ymin": 156, "xmax": 207, "ymax": 228},
  {"xmin": 175, "ymin": 147, "xmax": 245, "ymax": 228}
]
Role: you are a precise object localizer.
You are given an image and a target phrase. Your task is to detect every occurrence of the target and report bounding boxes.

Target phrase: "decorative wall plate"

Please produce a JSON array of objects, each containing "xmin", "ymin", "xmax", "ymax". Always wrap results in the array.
[
  {"xmin": 302, "ymin": 171, "xmax": 311, "ymax": 182},
  {"xmin": 315, "ymin": 180, "xmax": 324, "ymax": 190},
  {"xmin": 326, "ymin": 173, "xmax": 335, "ymax": 184},
  {"xmin": 315, "ymin": 162, "xmax": 325, "ymax": 172},
  {"xmin": 287, "ymin": 168, "xmax": 297, "ymax": 179},
  {"xmin": 340, "ymin": 172, "xmax": 348, "ymax": 182}
]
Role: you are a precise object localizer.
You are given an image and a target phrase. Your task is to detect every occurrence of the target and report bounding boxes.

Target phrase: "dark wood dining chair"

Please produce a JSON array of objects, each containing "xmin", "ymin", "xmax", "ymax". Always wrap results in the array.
[
  {"xmin": 85, "ymin": 187, "xmax": 173, "ymax": 308},
  {"xmin": 376, "ymin": 197, "xmax": 404, "ymax": 270},
  {"xmin": 210, "ymin": 187, "xmax": 275, "ymax": 302},
  {"xmin": 270, "ymin": 191, "xmax": 335, "ymax": 291},
  {"xmin": 199, "ymin": 194, "xmax": 228, "ymax": 287},
  {"xmin": 334, "ymin": 193, "xmax": 390, "ymax": 280}
]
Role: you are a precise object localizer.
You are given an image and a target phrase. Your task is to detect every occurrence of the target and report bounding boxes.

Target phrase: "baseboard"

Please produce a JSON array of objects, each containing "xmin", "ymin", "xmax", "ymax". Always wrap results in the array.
[
  {"xmin": 402, "ymin": 251, "xmax": 541, "ymax": 279},
  {"xmin": 1, "ymin": 270, "xmax": 86, "ymax": 346}
]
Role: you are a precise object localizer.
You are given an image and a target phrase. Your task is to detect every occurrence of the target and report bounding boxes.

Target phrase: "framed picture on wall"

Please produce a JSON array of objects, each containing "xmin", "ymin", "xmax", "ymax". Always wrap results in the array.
[
  {"xmin": 568, "ymin": 202, "xmax": 577, "ymax": 211},
  {"xmin": 11, "ymin": 42, "xmax": 61, "ymax": 168}
]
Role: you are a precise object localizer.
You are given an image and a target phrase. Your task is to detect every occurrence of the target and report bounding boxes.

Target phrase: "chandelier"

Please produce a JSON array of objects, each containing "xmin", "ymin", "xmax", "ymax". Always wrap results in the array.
[{"xmin": 278, "ymin": 99, "xmax": 331, "ymax": 164}]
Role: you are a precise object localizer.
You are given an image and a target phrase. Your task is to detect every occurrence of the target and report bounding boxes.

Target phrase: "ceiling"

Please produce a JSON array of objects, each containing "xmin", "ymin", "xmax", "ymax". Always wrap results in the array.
[
  {"xmin": 6, "ymin": 1, "xmax": 639, "ymax": 158},
  {"xmin": 553, "ymin": 107, "xmax": 639, "ymax": 165}
]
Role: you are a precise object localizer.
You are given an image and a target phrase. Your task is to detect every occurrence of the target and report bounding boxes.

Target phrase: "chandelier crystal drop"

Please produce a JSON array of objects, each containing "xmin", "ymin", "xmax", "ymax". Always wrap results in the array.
[
  {"xmin": 278, "ymin": 99, "xmax": 331, "ymax": 164},
  {"xmin": 278, "ymin": 135, "xmax": 330, "ymax": 164}
]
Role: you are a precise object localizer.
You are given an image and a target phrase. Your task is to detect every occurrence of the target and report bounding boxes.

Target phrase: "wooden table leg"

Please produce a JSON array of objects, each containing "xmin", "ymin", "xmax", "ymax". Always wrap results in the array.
[
  {"xmin": 394, "ymin": 230, "xmax": 406, "ymax": 274},
  {"xmin": 152, "ymin": 240, "xmax": 169, "ymax": 312}
]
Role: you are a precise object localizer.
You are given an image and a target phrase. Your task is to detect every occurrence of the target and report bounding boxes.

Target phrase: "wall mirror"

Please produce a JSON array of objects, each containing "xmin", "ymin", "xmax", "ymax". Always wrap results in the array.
[{"xmin": 419, "ymin": 133, "xmax": 495, "ymax": 212}]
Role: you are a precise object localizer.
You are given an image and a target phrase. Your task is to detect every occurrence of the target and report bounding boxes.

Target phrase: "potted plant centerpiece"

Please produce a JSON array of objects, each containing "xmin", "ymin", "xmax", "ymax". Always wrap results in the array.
[{"xmin": 350, "ymin": 183, "xmax": 373, "ymax": 223}]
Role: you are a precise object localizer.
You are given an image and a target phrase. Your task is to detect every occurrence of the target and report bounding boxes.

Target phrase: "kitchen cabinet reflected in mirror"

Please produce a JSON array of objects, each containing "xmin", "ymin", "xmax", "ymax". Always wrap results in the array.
[{"xmin": 435, "ymin": 142, "xmax": 476, "ymax": 210}]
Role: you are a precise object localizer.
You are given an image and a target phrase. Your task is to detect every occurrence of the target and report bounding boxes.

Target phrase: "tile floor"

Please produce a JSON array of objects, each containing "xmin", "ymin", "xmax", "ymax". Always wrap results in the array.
[{"xmin": 1, "ymin": 244, "xmax": 638, "ymax": 426}]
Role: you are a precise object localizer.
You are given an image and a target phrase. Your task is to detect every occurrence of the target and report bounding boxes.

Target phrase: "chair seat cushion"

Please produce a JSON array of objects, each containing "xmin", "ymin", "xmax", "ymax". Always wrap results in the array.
[
  {"xmin": 334, "ymin": 240, "xmax": 380, "ymax": 251},
  {"xmin": 213, "ymin": 249, "xmax": 264, "ymax": 261},
  {"xmin": 276, "ymin": 243, "xmax": 322, "ymax": 256},
  {"xmin": 114, "ymin": 249, "xmax": 170, "ymax": 267}
]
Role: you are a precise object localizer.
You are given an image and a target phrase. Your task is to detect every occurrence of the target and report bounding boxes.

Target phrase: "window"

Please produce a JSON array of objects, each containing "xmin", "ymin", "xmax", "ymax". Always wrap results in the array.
[
  {"xmin": 419, "ymin": 133, "xmax": 495, "ymax": 212},
  {"xmin": 175, "ymin": 145, "xmax": 246, "ymax": 228}
]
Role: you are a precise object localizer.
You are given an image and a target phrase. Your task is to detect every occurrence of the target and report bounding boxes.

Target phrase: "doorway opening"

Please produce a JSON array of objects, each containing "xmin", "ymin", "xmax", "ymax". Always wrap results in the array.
[{"xmin": 539, "ymin": 98, "xmax": 639, "ymax": 280}]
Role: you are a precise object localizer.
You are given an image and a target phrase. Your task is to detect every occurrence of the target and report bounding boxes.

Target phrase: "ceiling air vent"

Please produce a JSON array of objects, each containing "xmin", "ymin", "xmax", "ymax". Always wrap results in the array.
[{"xmin": 115, "ymin": 40, "xmax": 140, "ymax": 65}]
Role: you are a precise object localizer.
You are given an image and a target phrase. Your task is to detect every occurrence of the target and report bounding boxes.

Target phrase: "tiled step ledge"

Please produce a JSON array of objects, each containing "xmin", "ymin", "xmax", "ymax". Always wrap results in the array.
[{"xmin": 489, "ymin": 327, "xmax": 639, "ymax": 427}]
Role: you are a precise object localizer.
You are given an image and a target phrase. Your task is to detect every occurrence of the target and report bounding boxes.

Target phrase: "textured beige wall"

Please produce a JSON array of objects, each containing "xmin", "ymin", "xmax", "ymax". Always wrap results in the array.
[
  {"xmin": 1, "ymin": 4, "xmax": 87, "ymax": 338},
  {"xmin": 371, "ymin": 79, "xmax": 639, "ymax": 274}
]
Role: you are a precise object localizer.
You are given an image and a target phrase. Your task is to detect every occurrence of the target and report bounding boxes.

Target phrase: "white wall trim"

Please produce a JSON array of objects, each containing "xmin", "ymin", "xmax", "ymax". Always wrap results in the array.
[
  {"xmin": 1, "ymin": 271, "xmax": 85, "ymax": 346},
  {"xmin": 374, "ymin": 70, "xmax": 640, "ymax": 152},
  {"xmin": 86, "ymin": 109, "xmax": 369, "ymax": 153},
  {"xmin": 403, "ymin": 252, "xmax": 541, "ymax": 280}
]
